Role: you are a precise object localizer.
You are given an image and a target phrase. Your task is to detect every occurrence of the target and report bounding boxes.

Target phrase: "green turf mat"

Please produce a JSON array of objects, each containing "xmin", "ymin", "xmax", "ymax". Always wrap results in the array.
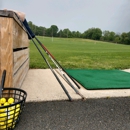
[{"xmin": 66, "ymin": 69, "xmax": 130, "ymax": 90}]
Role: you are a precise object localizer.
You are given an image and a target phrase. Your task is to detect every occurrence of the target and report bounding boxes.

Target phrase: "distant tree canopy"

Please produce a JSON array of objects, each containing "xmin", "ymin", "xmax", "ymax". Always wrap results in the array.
[
  {"xmin": 83, "ymin": 28, "xmax": 102, "ymax": 40},
  {"xmin": 28, "ymin": 21, "xmax": 130, "ymax": 45}
]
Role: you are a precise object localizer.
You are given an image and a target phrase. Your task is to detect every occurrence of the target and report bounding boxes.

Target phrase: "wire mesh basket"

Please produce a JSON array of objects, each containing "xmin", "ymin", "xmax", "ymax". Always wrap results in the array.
[
  {"xmin": 0, "ymin": 88, "xmax": 27, "ymax": 130},
  {"xmin": 0, "ymin": 70, "xmax": 27, "ymax": 130}
]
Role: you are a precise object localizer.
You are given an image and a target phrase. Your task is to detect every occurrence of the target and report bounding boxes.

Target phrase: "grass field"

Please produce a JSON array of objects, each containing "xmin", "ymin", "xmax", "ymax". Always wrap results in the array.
[{"xmin": 29, "ymin": 36, "xmax": 130, "ymax": 69}]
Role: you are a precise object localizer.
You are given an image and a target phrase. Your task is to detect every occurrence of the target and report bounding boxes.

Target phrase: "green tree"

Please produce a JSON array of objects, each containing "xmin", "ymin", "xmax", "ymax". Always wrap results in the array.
[
  {"xmin": 103, "ymin": 30, "xmax": 110, "ymax": 41},
  {"xmin": 85, "ymin": 28, "xmax": 94, "ymax": 39},
  {"xmin": 76, "ymin": 31, "xmax": 82, "ymax": 38},
  {"xmin": 62, "ymin": 29, "xmax": 71, "ymax": 38},
  {"xmin": 108, "ymin": 31, "xmax": 115, "ymax": 42},
  {"xmin": 35, "ymin": 26, "xmax": 43, "ymax": 35},
  {"xmin": 83, "ymin": 28, "xmax": 102, "ymax": 40},
  {"xmin": 126, "ymin": 32, "xmax": 130, "ymax": 45},
  {"xmin": 27, "ymin": 21, "xmax": 130, "ymax": 45},
  {"xmin": 114, "ymin": 37, "xmax": 120, "ymax": 43},
  {"xmin": 28, "ymin": 21, "xmax": 36, "ymax": 34},
  {"xmin": 57, "ymin": 29, "xmax": 63, "ymax": 37},
  {"xmin": 45, "ymin": 28, "xmax": 51, "ymax": 37},
  {"xmin": 124, "ymin": 37, "xmax": 130, "ymax": 45},
  {"xmin": 92, "ymin": 28, "xmax": 102, "ymax": 40},
  {"xmin": 121, "ymin": 32, "xmax": 127, "ymax": 44},
  {"xmin": 71, "ymin": 31, "xmax": 77, "ymax": 38},
  {"xmin": 50, "ymin": 25, "xmax": 59, "ymax": 37}
]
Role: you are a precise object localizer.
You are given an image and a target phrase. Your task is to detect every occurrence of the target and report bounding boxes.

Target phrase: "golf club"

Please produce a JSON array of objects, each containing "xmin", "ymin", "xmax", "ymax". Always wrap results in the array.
[
  {"xmin": 35, "ymin": 37, "xmax": 86, "ymax": 99},
  {"xmin": 15, "ymin": 14, "xmax": 73, "ymax": 101}
]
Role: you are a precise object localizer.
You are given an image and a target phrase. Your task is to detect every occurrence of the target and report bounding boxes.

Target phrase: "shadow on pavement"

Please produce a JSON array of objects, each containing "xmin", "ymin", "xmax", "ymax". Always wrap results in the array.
[{"xmin": 15, "ymin": 97, "xmax": 130, "ymax": 130}]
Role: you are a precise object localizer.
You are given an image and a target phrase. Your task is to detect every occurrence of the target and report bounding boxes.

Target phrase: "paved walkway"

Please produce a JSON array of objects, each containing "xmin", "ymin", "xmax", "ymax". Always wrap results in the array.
[
  {"xmin": 21, "ymin": 69, "xmax": 130, "ymax": 102},
  {"xmin": 16, "ymin": 69, "xmax": 130, "ymax": 130},
  {"xmin": 15, "ymin": 97, "xmax": 130, "ymax": 130}
]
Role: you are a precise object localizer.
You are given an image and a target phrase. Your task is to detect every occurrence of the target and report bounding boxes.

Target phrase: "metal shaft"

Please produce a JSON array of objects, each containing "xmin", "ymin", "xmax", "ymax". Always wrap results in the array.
[
  {"xmin": 35, "ymin": 37, "xmax": 81, "ymax": 89},
  {"xmin": 31, "ymin": 38, "xmax": 73, "ymax": 101},
  {"xmin": 15, "ymin": 15, "xmax": 73, "ymax": 101},
  {"xmin": 0, "ymin": 70, "xmax": 6, "ymax": 97},
  {"xmin": 35, "ymin": 37, "xmax": 86, "ymax": 100}
]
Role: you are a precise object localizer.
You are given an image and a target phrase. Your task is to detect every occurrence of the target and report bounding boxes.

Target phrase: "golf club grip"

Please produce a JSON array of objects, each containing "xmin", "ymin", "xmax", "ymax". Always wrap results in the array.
[
  {"xmin": 13, "ymin": 15, "xmax": 73, "ymax": 101},
  {"xmin": 14, "ymin": 13, "xmax": 79, "ymax": 97},
  {"xmin": 1, "ymin": 70, "xmax": 6, "ymax": 90}
]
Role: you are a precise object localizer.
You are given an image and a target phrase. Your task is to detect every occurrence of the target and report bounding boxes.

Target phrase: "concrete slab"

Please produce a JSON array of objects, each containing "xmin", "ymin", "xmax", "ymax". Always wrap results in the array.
[{"xmin": 21, "ymin": 69, "xmax": 130, "ymax": 102}]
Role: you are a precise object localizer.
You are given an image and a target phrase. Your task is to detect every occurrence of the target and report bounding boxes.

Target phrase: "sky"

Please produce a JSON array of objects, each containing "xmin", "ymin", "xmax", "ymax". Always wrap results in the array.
[{"xmin": 0, "ymin": 0, "xmax": 130, "ymax": 33}]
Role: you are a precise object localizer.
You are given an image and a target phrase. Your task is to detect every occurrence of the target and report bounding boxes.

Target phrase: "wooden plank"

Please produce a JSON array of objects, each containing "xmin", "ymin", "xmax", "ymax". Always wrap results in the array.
[
  {"xmin": 0, "ymin": 10, "xmax": 29, "ymax": 49},
  {"xmin": 0, "ymin": 19, "xmax": 1, "ymax": 79},
  {"xmin": 0, "ymin": 17, "xmax": 13, "ymax": 88},
  {"xmin": 13, "ymin": 18, "xmax": 29, "ymax": 49},
  {"xmin": 13, "ymin": 59, "xmax": 29, "ymax": 88},
  {"xmin": 13, "ymin": 48, "xmax": 29, "ymax": 74},
  {"xmin": 0, "ymin": 10, "xmax": 26, "ymax": 32},
  {"xmin": 0, "ymin": 14, "xmax": 29, "ymax": 88}
]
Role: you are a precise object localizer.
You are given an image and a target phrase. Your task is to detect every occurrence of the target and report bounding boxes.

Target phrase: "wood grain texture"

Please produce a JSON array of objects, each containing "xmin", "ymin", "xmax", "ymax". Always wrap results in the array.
[
  {"xmin": 13, "ymin": 59, "xmax": 29, "ymax": 88},
  {"xmin": 12, "ymin": 19, "xmax": 29, "ymax": 49},
  {"xmin": 13, "ymin": 48, "xmax": 29, "ymax": 74},
  {"xmin": 0, "ymin": 10, "xmax": 26, "ymax": 32},
  {"xmin": 0, "ymin": 17, "xmax": 13, "ymax": 87},
  {"xmin": 0, "ymin": 15, "xmax": 29, "ymax": 88},
  {"xmin": 0, "ymin": 20, "xmax": 1, "ymax": 79},
  {"xmin": 0, "ymin": 10, "xmax": 29, "ymax": 49}
]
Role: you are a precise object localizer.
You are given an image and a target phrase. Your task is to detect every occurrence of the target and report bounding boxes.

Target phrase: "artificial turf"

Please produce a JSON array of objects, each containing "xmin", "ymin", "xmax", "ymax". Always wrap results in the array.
[{"xmin": 66, "ymin": 69, "xmax": 130, "ymax": 90}]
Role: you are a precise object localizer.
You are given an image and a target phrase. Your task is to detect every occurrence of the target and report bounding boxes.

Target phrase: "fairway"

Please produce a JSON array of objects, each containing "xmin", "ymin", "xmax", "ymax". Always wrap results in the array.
[{"xmin": 29, "ymin": 36, "xmax": 130, "ymax": 69}]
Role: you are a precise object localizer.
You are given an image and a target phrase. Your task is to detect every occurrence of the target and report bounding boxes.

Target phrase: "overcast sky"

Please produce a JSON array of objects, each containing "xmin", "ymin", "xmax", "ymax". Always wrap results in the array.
[{"xmin": 0, "ymin": 0, "xmax": 130, "ymax": 33}]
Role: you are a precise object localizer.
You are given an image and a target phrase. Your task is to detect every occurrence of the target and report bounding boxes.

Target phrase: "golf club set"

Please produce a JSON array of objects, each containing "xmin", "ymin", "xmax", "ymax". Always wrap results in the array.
[{"xmin": 15, "ymin": 13, "xmax": 86, "ymax": 101}]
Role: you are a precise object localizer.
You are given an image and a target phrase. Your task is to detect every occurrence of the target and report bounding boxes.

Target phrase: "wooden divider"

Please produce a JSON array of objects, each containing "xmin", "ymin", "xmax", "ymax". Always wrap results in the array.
[{"xmin": 0, "ymin": 10, "xmax": 29, "ymax": 88}]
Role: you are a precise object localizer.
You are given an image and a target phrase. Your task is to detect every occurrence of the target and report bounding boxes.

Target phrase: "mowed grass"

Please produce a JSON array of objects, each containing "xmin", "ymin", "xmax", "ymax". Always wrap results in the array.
[{"xmin": 29, "ymin": 36, "xmax": 130, "ymax": 69}]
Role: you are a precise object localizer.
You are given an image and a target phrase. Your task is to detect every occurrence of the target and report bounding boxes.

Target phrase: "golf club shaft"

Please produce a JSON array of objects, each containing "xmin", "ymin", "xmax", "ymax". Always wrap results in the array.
[
  {"xmin": 35, "ymin": 37, "xmax": 86, "ymax": 99},
  {"xmin": 35, "ymin": 37, "xmax": 83, "ymax": 95},
  {"xmin": 35, "ymin": 37, "xmax": 85, "ymax": 99},
  {"xmin": 0, "ymin": 70, "xmax": 6, "ymax": 97},
  {"xmin": 32, "ymin": 39, "xmax": 72, "ymax": 101},
  {"xmin": 35, "ymin": 37, "xmax": 81, "ymax": 89},
  {"xmin": 54, "ymin": 69, "xmax": 86, "ymax": 99},
  {"xmin": 15, "ymin": 15, "xmax": 72, "ymax": 101}
]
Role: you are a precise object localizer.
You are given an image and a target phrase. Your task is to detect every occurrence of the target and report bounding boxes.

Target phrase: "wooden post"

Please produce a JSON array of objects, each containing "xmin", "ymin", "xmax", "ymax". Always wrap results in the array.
[{"xmin": 0, "ymin": 10, "xmax": 29, "ymax": 88}]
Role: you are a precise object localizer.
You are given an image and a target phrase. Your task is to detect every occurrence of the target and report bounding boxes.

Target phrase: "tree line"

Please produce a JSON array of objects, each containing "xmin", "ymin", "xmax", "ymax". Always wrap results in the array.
[{"xmin": 28, "ymin": 21, "xmax": 130, "ymax": 45}]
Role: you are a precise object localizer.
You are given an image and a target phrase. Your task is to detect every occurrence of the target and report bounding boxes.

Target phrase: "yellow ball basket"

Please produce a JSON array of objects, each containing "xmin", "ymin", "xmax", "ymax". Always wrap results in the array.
[{"xmin": 0, "ymin": 70, "xmax": 27, "ymax": 130}]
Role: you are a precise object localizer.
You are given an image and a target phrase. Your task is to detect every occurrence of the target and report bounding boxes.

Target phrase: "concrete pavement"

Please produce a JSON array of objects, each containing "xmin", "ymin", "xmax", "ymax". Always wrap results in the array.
[
  {"xmin": 16, "ymin": 69, "xmax": 130, "ymax": 130},
  {"xmin": 15, "ymin": 97, "xmax": 130, "ymax": 130},
  {"xmin": 20, "ymin": 69, "xmax": 130, "ymax": 102}
]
